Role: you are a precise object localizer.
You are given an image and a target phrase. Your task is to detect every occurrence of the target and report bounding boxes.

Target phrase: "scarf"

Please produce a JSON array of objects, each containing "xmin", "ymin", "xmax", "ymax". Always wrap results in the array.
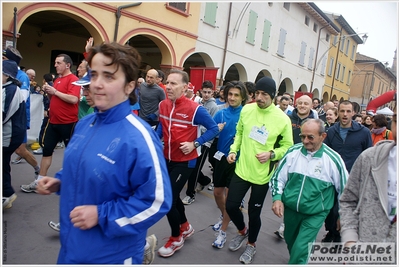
[{"xmin": 371, "ymin": 126, "xmax": 386, "ymax": 135}]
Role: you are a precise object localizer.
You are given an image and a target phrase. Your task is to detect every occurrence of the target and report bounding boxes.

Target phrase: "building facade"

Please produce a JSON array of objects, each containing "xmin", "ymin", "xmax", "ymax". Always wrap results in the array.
[
  {"xmin": 323, "ymin": 13, "xmax": 365, "ymax": 103},
  {"xmin": 3, "ymin": 2, "xmax": 394, "ymax": 105},
  {"xmin": 350, "ymin": 52, "xmax": 397, "ymax": 110}
]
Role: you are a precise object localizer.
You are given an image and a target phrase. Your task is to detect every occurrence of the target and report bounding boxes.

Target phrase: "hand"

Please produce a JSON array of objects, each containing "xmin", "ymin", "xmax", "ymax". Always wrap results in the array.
[
  {"xmin": 336, "ymin": 218, "xmax": 341, "ymax": 231},
  {"xmin": 85, "ymin": 37, "xmax": 94, "ymax": 53},
  {"xmin": 37, "ymin": 177, "xmax": 61, "ymax": 195},
  {"xmin": 226, "ymin": 153, "xmax": 236, "ymax": 164},
  {"xmin": 272, "ymin": 200, "xmax": 284, "ymax": 218},
  {"xmin": 255, "ymin": 151, "xmax": 271, "ymax": 164},
  {"xmin": 43, "ymin": 84, "xmax": 57, "ymax": 95},
  {"xmin": 179, "ymin": 141, "xmax": 195, "ymax": 155},
  {"xmin": 218, "ymin": 122, "xmax": 226, "ymax": 131},
  {"xmin": 70, "ymin": 205, "xmax": 98, "ymax": 230}
]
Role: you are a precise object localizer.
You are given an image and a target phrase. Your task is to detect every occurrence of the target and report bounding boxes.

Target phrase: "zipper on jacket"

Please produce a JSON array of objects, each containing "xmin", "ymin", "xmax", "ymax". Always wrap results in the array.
[
  {"xmin": 297, "ymin": 176, "xmax": 307, "ymax": 212},
  {"xmin": 320, "ymin": 192, "xmax": 325, "ymax": 210},
  {"xmin": 167, "ymin": 102, "xmax": 175, "ymax": 160}
]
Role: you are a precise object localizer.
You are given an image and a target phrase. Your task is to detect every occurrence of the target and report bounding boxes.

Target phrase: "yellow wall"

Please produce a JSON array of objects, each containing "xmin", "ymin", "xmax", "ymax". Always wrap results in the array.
[
  {"xmin": 324, "ymin": 23, "xmax": 358, "ymax": 101},
  {"xmin": 2, "ymin": 2, "xmax": 201, "ymax": 79}
]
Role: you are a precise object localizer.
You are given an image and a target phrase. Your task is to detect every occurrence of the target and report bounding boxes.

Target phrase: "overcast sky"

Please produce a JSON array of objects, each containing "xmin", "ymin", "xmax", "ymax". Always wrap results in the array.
[{"xmin": 315, "ymin": 1, "xmax": 398, "ymax": 67}]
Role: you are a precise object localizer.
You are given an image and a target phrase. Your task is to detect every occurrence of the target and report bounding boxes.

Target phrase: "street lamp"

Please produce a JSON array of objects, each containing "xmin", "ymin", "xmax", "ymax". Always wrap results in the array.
[
  {"xmin": 329, "ymin": 32, "xmax": 368, "ymax": 100},
  {"xmin": 309, "ymin": 31, "xmax": 368, "ymax": 94}
]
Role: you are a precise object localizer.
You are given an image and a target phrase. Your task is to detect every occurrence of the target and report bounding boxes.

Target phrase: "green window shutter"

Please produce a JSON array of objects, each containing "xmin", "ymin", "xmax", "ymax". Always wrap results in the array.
[
  {"xmin": 261, "ymin": 19, "xmax": 272, "ymax": 51},
  {"xmin": 246, "ymin": 10, "xmax": 258, "ymax": 44},
  {"xmin": 204, "ymin": 3, "xmax": 218, "ymax": 26}
]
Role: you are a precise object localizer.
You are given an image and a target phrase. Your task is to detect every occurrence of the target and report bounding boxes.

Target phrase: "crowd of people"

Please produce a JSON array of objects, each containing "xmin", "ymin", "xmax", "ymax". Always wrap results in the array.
[{"xmin": 2, "ymin": 37, "xmax": 396, "ymax": 265}]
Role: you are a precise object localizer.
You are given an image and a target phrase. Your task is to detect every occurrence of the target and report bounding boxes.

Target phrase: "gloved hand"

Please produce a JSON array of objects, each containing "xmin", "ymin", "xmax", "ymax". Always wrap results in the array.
[{"xmin": 146, "ymin": 113, "xmax": 157, "ymax": 121}]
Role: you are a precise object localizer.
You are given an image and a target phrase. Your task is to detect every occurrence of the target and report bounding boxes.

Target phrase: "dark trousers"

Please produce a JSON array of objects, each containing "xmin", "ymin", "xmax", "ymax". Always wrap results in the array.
[
  {"xmin": 38, "ymin": 116, "xmax": 49, "ymax": 147},
  {"xmin": 208, "ymin": 138, "xmax": 218, "ymax": 169},
  {"xmin": 185, "ymin": 146, "xmax": 211, "ymax": 198},
  {"xmin": 166, "ymin": 161, "xmax": 193, "ymax": 237},
  {"xmin": 324, "ymin": 192, "xmax": 340, "ymax": 236},
  {"xmin": 226, "ymin": 173, "xmax": 269, "ymax": 244},
  {"xmin": 3, "ymin": 142, "xmax": 22, "ymax": 197}
]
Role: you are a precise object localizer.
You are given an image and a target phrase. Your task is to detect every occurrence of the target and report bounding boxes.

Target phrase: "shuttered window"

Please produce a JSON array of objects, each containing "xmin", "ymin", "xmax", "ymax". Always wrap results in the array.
[
  {"xmin": 204, "ymin": 3, "xmax": 218, "ymax": 26},
  {"xmin": 246, "ymin": 10, "xmax": 258, "ymax": 44},
  {"xmin": 261, "ymin": 19, "xmax": 272, "ymax": 51},
  {"xmin": 277, "ymin": 28, "xmax": 287, "ymax": 57}
]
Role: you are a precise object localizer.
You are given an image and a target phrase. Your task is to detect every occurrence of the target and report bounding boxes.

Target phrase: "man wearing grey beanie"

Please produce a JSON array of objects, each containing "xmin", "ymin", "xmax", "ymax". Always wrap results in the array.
[{"xmin": 225, "ymin": 76, "xmax": 293, "ymax": 264}]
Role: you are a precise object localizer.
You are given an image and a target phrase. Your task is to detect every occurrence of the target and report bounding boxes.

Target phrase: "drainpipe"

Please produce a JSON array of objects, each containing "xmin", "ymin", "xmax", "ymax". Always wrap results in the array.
[
  {"xmin": 13, "ymin": 7, "xmax": 17, "ymax": 48},
  {"xmin": 219, "ymin": 2, "xmax": 232, "ymax": 86},
  {"xmin": 114, "ymin": 3, "xmax": 142, "ymax": 42}
]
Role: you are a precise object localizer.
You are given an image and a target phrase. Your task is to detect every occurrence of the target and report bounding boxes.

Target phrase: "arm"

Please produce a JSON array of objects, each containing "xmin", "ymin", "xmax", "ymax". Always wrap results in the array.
[
  {"xmin": 229, "ymin": 109, "xmax": 244, "ymax": 155},
  {"xmin": 274, "ymin": 117, "xmax": 294, "ymax": 159},
  {"xmin": 270, "ymin": 152, "xmax": 290, "ymax": 202},
  {"xmin": 270, "ymin": 152, "xmax": 290, "ymax": 217},
  {"xmin": 95, "ymin": 135, "xmax": 172, "ymax": 237},
  {"xmin": 156, "ymin": 120, "xmax": 163, "ymax": 139},
  {"xmin": 44, "ymin": 83, "xmax": 79, "ymax": 104},
  {"xmin": 83, "ymin": 37, "xmax": 93, "ymax": 60},
  {"xmin": 339, "ymin": 153, "xmax": 365, "ymax": 245},
  {"xmin": 193, "ymin": 106, "xmax": 219, "ymax": 145}
]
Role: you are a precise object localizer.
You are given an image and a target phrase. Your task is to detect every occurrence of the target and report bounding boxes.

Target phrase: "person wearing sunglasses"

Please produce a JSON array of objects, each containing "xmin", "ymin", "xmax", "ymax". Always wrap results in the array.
[{"xmin": 271, "ymin": 118, "xmax": 348, "ymax": 264}]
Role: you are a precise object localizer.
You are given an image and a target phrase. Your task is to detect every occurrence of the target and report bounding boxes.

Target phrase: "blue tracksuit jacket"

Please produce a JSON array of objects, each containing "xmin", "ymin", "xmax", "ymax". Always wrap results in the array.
[{"xmin": 56, "ymin": 100, "xmax": 172, "ymax": 264}]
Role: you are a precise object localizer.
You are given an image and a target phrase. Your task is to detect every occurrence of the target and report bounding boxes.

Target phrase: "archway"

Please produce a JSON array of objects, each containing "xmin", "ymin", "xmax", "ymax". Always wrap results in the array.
[
  {"xmin": 12, "ymin": 8, "xmax": 104, "ymax": 80},
  {"xmin": 254, "ymin": 69, "xmax": 272, "ymax": 83},
  {"xmin": 224, "ymin": 63, "xmax": 248, "ymax": 84},
  {"xmin": 278, "ymin": 78, "xmax": 294, "ymax": 96}
]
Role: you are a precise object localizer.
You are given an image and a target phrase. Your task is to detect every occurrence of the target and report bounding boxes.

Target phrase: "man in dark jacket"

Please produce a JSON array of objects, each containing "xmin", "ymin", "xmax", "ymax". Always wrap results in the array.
[
  {"xmin": 322, "ymin": 100, "xmax": 372, "ymax": 243},
  {"xmin": 289, "ymin": 95, "xmax": 316, "ymax": 144}
]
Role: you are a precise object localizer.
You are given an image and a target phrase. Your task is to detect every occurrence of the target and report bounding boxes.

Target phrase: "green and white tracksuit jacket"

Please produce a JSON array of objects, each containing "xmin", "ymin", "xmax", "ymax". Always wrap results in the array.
[{"xmin": 271, "ymin": 143, "xmax": 348, "ymax": 215}]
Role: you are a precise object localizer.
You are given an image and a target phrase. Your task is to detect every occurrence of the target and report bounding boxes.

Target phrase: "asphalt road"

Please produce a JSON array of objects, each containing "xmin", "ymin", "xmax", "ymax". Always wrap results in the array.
[{"xmin": 3, "ymin": 146, "xmax": 327, "ymax": 266}]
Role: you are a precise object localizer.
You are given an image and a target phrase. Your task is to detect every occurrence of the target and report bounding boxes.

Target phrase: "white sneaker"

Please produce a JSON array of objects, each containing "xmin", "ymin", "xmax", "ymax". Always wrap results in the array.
[
  {"xmin": 33, "ymin": 147, "xmax": 43, "ymax": 154},
  {"xmin": 274, "ymin": 222, "xmax": 285, "ymax": 239},
  {"xmin": 2, "ymin": 194, "xmax": 17, "ymax": 209},
  {"xmin": 11, "ymin": 156, "xmax": 23, "ymax": 164},
  {"xmin": 48, "ymin": 221, "xmax": 60, "ymax": 232},
  {"xmin": 207, "ymin": 183, "xmax": 214, "ymax": 190},
  {"xmin": 195, "ymin": 183, "xmax": 205, "ymax": 192},
  {"xmin": 212, "ymin": 230, "xmax": 227, "ymax": 248},
  {"xmin": 212, "ymin": 215, "xmax": 223, "ymax": 231},
  {"xmin": 158, "ymin": 235, "xmax": 184, "ymax": 258},
  {"xmin": 20, "ymin": 180, "xmax": 37, "ymax": 193},
  {"xmin": 143, "ymin": 234, "xmax": 157, "ymax": 264},
  {"xmin": 182, "ymin": 195, "xmax": 195, "ymax": 205}
]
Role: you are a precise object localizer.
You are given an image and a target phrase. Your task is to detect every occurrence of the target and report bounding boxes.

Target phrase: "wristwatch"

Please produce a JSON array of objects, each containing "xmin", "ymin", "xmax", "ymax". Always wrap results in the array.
[
  {"xmin": 270, "ymin": 150, "xmax": 275, "ymax": 160},
  {"xmin": 194, "ymin": 141, "xmax": 201, "ymax": 148}
]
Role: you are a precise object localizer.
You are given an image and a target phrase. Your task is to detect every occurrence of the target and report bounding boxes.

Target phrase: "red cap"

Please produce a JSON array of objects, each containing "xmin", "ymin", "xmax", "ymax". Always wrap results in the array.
[{"xmin": 188, "ymin": 82, "xmax": 195, "ymax": 91}]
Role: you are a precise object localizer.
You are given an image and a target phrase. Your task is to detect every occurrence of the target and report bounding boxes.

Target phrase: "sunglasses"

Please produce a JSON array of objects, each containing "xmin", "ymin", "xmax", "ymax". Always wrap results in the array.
[{"xmin": 299, "ymin": 134, "xmax": 317, "ymax": 141}]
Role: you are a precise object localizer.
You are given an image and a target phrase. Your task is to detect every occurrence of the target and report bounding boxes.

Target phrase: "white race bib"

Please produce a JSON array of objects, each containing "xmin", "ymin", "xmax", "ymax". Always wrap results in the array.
[{"xmin": 249, "ymin": 125, "xmax": 268, "ymax": 145}]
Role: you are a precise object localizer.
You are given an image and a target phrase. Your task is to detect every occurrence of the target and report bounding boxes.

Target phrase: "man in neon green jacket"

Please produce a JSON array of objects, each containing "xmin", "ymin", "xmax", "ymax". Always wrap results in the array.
[
  {"xmin": 271, "ymin": 118, "xmax": 348, "ymax": 264},
  {"xmin": 225, "ymin": 76, "xmax": 293, "ymax": 264}
]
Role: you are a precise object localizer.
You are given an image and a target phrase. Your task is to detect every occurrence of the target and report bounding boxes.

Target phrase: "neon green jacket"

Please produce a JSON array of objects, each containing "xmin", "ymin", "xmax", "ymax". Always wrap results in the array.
[{"xmin": 230, "ymin": 103, "xmax": 293, "ymax": 185}]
